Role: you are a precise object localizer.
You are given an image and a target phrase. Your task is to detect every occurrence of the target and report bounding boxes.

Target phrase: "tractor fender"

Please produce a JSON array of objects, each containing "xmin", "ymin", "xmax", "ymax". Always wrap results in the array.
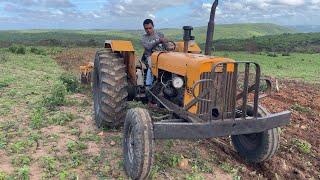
[{"xmin": 105, "ymin": 40, "xmax": 135, "ymax": 52}]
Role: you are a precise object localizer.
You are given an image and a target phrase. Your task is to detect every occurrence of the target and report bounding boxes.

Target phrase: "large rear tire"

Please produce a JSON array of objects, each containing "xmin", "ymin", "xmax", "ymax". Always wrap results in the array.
[
  {"xmin": 231, "ymin": 105, "xmax": 280, "ymax": 163},
  {"xmin": 93, "ymin": 49, "xmax": 128, "ymax": 128},
  {"xmin": 123, "ymin": 108, "xmax": 154, "ymax": 180}
]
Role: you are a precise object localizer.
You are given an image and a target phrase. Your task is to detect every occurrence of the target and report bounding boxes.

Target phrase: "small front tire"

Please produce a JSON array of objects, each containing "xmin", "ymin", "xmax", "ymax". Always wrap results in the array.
[
  {"xmin": 231, "ymin": 105, "xmax": 280, "ymax": 163},
  {"xmin": 123, "ymin": 108, "xmax": 154, "ymax": 180}
]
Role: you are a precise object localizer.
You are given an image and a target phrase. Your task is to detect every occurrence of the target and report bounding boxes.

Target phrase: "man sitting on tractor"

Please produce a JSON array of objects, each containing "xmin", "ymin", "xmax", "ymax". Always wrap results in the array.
[{"xmin": 141, "ymin": 19, "xmax": 168, "ymax": 87}]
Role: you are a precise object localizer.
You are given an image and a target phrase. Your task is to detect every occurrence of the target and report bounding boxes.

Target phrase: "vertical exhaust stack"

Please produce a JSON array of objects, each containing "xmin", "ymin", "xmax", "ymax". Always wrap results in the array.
[
  {"xmin": 183, "ymin": 26, "xmax": 194, "ymax": 53},
  {"xmin": 205, "ymin": 0, "xmax": 218, "ymax": 56}
]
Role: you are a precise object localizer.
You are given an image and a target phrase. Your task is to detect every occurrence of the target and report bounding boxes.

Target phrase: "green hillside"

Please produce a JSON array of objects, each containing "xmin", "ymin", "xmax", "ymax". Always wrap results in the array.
[
  {"xmin": 161, "ymin": 23, "xmax": 297, "ymax": 42},
  {"xmin": 211, "ymin": 32, "xmax": 320, "ymax": 53},
  {"xmin": 0, "ymin": 23, "xmax": 296, "ymax": 55}
]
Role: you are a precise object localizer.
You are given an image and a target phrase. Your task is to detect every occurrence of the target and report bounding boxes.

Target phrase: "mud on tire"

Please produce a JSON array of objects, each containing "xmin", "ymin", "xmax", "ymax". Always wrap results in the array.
[
  {"xmin": 123, "ymin": 108, "xmax": 154, "ymax": 180},
  {"xmin": 93, "ymin": 49, "xmax": 128, "ymax": 128},
  {"xmin": 231, "ymin": 105, "xmax": 280, "ymax": 163}
]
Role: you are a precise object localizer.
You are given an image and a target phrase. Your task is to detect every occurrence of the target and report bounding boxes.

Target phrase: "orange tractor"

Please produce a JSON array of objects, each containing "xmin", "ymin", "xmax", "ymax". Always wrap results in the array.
[{"xmin": 85, "ymin": 0, "xmax": 291, "ymax": 179}]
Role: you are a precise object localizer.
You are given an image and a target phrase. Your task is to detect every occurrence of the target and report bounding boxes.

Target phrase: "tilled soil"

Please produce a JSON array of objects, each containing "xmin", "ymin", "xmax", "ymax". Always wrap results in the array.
[{"xmin": 53, "ymin": 48, "xmax": 97, "ymax": 74}]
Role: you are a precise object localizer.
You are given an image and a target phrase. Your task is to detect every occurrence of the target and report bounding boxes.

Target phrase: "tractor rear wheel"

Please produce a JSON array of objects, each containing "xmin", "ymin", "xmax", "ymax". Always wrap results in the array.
[
  {"xmin": 231, "ymin": 105, "xmax": 280, "ymax": 163},
  {"xmin": 123, "ymin": 108, "xmax": 154, "ymax": 180},
  {"xmin": 93, "ymin": 49, "xmax": 128, "ymax": 128}
]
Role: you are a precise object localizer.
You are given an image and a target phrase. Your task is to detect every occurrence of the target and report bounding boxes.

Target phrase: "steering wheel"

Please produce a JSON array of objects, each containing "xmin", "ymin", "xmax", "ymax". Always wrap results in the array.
[{"xmin": 151, "ymin": 41, "xmax": 176, "ymax": 52}]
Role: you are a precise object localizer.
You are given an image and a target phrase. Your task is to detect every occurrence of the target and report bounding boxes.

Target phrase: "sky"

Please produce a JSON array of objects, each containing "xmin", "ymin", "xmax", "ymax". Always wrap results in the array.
[{"xmin": 0, "ymin": 0, "xmax": 320, "ymax": 30}]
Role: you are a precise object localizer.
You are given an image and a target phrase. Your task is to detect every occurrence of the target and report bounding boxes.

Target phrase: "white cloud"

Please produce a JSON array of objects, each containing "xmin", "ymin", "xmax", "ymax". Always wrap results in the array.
[
  {"xmin": 148, "ymin": 13, "xmax": 156, "ymax": 19},
  {"xmin": 0, "ymin": 0, "xmax": 74, "ymax": 8},
  {"xmin": 104, "ymin": 0, "xmax": 193, "ymax": 18}
]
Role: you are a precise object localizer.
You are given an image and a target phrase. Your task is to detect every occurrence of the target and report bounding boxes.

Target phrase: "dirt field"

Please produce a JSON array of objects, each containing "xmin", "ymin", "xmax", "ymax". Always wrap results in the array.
[
  {"xmin": 0, "ymin": 48, "xmax": 319, "ymax": 179},
  {"xmin": 52, "ymin": 48, "xmax": 320, "ymax": 179}
]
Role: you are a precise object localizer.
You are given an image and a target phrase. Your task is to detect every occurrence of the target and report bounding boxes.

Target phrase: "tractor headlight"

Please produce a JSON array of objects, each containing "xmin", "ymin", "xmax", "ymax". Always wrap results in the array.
[{"xmin": 172, "ymin": 77, "xmax": 184, "ymax": 89}]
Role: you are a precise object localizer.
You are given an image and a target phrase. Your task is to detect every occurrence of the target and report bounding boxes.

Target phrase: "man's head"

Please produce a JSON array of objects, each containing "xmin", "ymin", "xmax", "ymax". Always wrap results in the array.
[{"xmin": 143, "ymin": 19, "xmax": 154, "ymax": 36}]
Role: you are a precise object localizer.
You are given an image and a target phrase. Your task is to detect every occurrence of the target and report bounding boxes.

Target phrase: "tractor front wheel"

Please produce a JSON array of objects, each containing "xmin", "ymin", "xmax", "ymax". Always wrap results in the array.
[
  {"xmin": 123, "ymin": 108, "xmax": 154, "ymax": 180},
  {"xmin": 231, "ymin": 105, "xmax": 280, "ymax": 163}
]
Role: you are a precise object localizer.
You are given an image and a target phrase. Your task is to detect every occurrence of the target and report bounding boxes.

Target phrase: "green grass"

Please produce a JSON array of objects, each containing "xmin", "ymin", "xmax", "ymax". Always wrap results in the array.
[
  {"xmin": 214, "ymin": 51, "xmax": 320, "ymax": 83},
  {"xmin": 0, "ymin": 49, "xmax": 63, "ymax": 115}
]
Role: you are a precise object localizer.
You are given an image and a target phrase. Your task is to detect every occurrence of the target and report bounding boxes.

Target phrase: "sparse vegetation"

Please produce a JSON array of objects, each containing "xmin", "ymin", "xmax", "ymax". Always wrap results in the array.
[
  {"xmin": 40, "ymin": 156, "xmax": 59, "ymax": 178},
  {"xmin": 48, "ymin": 111, "xmax": 75, "ymax": 125},
  {"xmin": 15, "ymin": 165, "xmax": 30, "ymax": 180},
  {"xmin": 30, "ymin": 107, "xmax": 46, "ymax": 129},
  {"xmin": 43, "ymin": 83, "xmax": 67, "ymax": 109},
  {"xmin": 219, "ymin": 162, "xmax": 239, "ymax": 175},
  {"xmin": 291, "ymin": 103, "xmax": 312, "ymax": 113},
  {"xmin": 12, "ymin": 155, "xmax": 32, "ymax": 167},
  {"xmin": 292, "ymin": 138, "xmax": 312, "ymax": 154}
]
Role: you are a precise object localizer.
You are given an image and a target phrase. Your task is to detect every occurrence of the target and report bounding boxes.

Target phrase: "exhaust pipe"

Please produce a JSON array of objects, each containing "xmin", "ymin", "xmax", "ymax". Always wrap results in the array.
[
  {"xmin": 204, "ymin": 0, "xmax": 218, "ymax": 56},
  {"xmin": 183, "ymin": 26, "xmax": 193, "ymax": 53}
]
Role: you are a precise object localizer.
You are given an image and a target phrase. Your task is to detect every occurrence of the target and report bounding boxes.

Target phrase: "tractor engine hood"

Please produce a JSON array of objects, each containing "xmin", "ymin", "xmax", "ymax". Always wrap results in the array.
[{"xmin": 151, "ymin": 51, "xmax": 235, "ymax": 79}]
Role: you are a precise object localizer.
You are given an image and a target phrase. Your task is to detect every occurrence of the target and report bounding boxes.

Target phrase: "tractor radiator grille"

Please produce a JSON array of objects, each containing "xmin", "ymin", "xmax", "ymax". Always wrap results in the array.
[
  {"xmin": 197, "ymin": 71, "xmax": 237, "ymax": 120},
  {"xmin": 187, "ymin": 62, "xmax": 261, "ymax": 121}
]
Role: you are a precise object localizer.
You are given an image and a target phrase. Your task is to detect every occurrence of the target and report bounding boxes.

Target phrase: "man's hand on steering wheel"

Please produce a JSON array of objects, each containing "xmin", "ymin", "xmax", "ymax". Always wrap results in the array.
[{"xmin": 151, "ymin": 39, "xmax": 176, "ymax": 52}]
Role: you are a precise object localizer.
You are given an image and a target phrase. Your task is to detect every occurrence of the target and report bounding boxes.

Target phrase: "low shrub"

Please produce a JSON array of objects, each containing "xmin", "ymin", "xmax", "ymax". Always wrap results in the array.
[
  {"xmin": 9, "ymin": 44, "xmax": 26, "ymax": 54},
  {"xmin": 43, "ymin": 83, "xmax": 67, "ymax": 109},
  {"xmin": 30, "ymin": 47, "xmax": 47, "ymax": 55},
  {"xmin": 59, "ymin": 73, "xmax": 80, "ymax": 93}
]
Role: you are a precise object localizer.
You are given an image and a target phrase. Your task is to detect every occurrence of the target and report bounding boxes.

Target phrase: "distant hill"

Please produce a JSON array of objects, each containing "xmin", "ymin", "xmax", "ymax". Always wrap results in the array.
[
  {"xmin": 212, "ymin": 32, "xmax": 320, "ymax": 53},
  {"xmin": 0, "ymin": 23, "xmax": 297, "ymax": 54},
  {"xmin": 163, "ymin": 23, "xmax": 297, "ymax": 42},
  {"xmin": 122, "ymin": 23, "xmax": 297, "ymax": 42},
  {"xmin": 288, "ymin": 25, "xmax": 320, "ymax": 33}
]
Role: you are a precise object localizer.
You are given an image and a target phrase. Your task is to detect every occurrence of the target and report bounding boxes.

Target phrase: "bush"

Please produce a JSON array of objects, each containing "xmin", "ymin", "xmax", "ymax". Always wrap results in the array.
[
  {"xmin": 8, "ymin": 45, "xmax": 18, "ymax": 53},
  {"xmin": 30, "ymin": 47, "xmax": 47, "ymax": 55},
  {"xmin": 9, "ymin": 44, "xmax": 26, "ymax": 54},
  {"xmin": 16, "ymin": 46, "xmax": 26, "ymax": 54},
  {"xmin": 282, "ymin": 52, "xmax": 290, "ymax": 56},
  {"xmin": 266, "ymin": 52, "xmax": 278, "ymax": 57},
  {"xmin": 43, "ymin": 83, "xmax": 67, "ymax": 109},
  {"xmin": 59, "ymin": 73, "xmax": 80, "ymax": 93}
]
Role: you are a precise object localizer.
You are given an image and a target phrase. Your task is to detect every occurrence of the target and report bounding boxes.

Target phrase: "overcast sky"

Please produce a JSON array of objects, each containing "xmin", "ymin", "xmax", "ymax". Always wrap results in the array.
[{"xmin": 0, "ymin": 0, "xmax": 319, "ymax": 30}]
